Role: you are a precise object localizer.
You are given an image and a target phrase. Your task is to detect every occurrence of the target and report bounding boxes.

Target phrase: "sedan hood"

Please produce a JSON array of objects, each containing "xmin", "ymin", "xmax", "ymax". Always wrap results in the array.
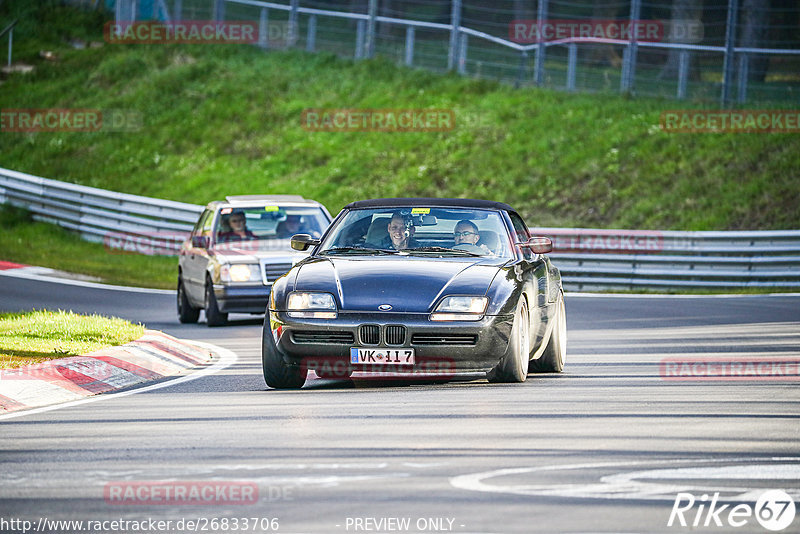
[{"xmin": 293, "ymin": 256, "xmax": 507, "ymax": 313}]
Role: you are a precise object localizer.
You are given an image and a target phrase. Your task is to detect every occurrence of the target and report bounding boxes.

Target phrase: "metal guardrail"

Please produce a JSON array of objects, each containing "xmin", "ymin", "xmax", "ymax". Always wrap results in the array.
[
  {"xmin": 1, "ymin": 167, "xmax": 799, "ymax": 290},
  {"xmin": 0, "ymin": 167, "xmax": 202, "ymax": 253}
]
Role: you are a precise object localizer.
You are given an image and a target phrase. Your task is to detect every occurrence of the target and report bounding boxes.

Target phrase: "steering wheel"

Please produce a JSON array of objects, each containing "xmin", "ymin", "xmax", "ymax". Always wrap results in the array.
[{"xmin": 453, "ymin": 243, "xmax": 486, "ymax": 254}]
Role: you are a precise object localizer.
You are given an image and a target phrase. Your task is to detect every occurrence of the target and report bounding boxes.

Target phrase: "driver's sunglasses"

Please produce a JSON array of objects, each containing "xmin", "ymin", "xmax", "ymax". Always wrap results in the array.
[{"xmin": 454, "ymin": 231, "xmax": 476, "ymax": 237}]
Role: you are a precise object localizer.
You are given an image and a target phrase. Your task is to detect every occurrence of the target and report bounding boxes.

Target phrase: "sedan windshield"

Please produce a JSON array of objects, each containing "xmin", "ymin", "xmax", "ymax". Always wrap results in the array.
[
  {"xmin": 215, "ymin": 206, "xmax": 328, "ymax": 244},
  {"xmin": 319, "ymin": 207, "xmax": 513, "ymax": 258}
]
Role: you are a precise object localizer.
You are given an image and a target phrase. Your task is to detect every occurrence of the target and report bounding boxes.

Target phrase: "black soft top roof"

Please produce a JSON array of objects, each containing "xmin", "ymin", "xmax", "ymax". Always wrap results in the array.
[{"xmin": 344, "ymin": 197, "xmax": 515, "ymax": 212}]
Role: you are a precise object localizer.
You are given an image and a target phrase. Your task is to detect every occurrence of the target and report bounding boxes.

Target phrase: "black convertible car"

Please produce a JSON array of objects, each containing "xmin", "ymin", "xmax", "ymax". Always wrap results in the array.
[{"xmin": 261, "ymin": 198, "xmax": 566, "ymax": 389}]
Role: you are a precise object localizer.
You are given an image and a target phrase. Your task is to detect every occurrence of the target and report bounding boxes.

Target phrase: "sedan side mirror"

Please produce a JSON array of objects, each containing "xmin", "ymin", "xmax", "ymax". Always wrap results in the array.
[
  {"xmin": 290, "ymin": 233, "xmax": 321, "ymax": 251},
  {"xmin": 191, "ymin": 235, "xmax": 209, "ymax": 249},
  {"xmin": 523, "ymin": 236, "xmax": 553, "ymax": 254}
]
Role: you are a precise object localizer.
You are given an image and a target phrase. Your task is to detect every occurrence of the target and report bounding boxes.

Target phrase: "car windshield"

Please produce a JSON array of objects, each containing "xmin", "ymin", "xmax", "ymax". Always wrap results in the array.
[
  {"xmin": 215, "ymin": 206, "xmax": 328, "ymax": 245},
  {"xmin": 318, "ymin": 207, "xmax": 513, "ymax": 258}
]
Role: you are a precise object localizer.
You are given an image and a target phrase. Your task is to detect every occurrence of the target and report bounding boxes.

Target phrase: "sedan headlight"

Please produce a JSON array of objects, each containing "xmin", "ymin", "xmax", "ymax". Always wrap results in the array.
[
  {"xmin": 430, "ymin": 296, "xmax": 488, "ymax": 321},
  {"xmin": 220, "ymin": 263, "xmax": 260, "ymax": 283},
  {"xmin": 287, "ymin": 292, "xmax": 337, "ymax": 319}
]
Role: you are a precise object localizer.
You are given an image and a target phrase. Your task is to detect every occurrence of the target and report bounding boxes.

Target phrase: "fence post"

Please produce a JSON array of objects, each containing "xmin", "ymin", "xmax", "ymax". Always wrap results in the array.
[
  {"xmin": 365, "ymin": 0, "xmax": 377, "ymax": 58},
  {"xmin": 288, "ymin": 0, "xmax": 299, "ymax": 49},
  {"xmin": 174, "ymin": 0, "xmax": 182, "ymax": 21},
  {"xmin": 130, "ymin": 0, "xmax": 138, "ymax": 21},
  {"xmin": 355, "ymin": 20, "xmax": 365, "ymax": 59},
  {"xmin": 620, "ymin": 0, "xmax": 641, "ymax": 93},
  {"xmin": 307, "ymin": 14, "xmax": 317, "ymax": 52},
  {"xmin": 566, "ymin": 43, "xmax": 577, "ymax": 91},
  {"xmin": 405, "ymin": 26, "xmax": 415, "ymax": 66},
  {"xmin": 514, "ymin": 50, "xmax": 527, "ymax": 88},
  {"xmin": 6, "ymin": 27, "xmax": 12, "ymax": 68},
  {"xmin": 533, "ymin": 0, "xmax": 548, "ymax": 85},
  {"xmin": 115, "ymin": 0, "xmax": 124, "ymax": 23},
  {"xmin": 447, "ymin": 0, "xmax": 462, "ymax": 71},
  {"xmin": 258, "ymin": 8, "xmax": 268, "ymax": 49},
  {"xmin": 677, "ymin": 49, "xmax": 689, "ymax": 99},
  {"xmin": 213, "ymin": 0, "xmax": 223, "ymax": 22},
  {"xmin": 721, "ymin": 0, "xmax": 739, "ymax": 106},
  {"xmin": 458, "ymin": 33, "xmax": 468, "ymax": 74},
  {"xmin": 737, "ymin": 53, "xmax": 749, "ymax": 103}
]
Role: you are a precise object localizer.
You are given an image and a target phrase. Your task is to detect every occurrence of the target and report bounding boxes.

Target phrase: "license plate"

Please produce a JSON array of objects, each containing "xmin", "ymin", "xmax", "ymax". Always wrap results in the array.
[{"xmin": 350, "ymin": 347, "xmax": 415, "ymax": 365}]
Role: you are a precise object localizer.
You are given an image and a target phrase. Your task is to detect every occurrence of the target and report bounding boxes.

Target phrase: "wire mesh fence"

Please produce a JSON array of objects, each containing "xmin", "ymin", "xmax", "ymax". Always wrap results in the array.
[{"xmin": 112, "ymin": 0, "xmax": 800, "ymax": 105}]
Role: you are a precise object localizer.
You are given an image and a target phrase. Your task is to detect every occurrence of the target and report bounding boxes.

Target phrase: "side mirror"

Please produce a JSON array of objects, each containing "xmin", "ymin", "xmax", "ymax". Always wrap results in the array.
[
  {"xmin": 290, "ymin": 233, "xmax": 320, "ymax": 251},
  {"xmin": 191, "ymin": 235, "xmax": 209, "ymax": 249},
  {"xmin": 524, "ymin": 236, "xmax": 553, "ymax": 254}
]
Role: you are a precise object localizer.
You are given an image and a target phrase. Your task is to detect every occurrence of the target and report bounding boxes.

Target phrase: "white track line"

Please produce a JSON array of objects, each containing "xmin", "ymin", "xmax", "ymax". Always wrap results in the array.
[
  {"xmin": 0, "ymin": 341, "xmax": 237, "ymax": 422},
  {"xmin": 0, "ymin": 269, "xmax": 172, "ymax": 294}
]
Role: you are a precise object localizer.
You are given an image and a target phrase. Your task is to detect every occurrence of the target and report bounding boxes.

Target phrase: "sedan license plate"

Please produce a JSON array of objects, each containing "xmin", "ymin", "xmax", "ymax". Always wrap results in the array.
[{"xmin": 350, "ymin": 347, "xmax": 415, "ymax": 365}]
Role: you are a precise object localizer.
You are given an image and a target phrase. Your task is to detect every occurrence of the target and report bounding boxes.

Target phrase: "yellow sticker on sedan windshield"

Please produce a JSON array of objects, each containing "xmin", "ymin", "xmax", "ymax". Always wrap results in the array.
[
  {"xmin": 264, "ymin": 206, "xmax": 279, "ymax": 212},
  {"xmin": 411, "ymin": 208, "xmax": 430, "ymax": 214}
]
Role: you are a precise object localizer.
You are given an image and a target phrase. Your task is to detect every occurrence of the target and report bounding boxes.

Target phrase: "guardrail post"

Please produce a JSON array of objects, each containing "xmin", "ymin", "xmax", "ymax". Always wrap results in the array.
[
  {"xmin": 447, "ymin": 0, "xmax": 462, "ymax": 71},
  {"xmin": 677, "ymin": 49, "xmax": 689, "ymax": 99},
  {"xmin": 566, "ymin": 43, "xmax": 577, "ymax": 91},
  {"xmin": 307, "ymin": 14, "xmax": 317, "ymax": 52},
  {"xmin": 737, "ymin": 53, "xmax": 749, "ymax": 103},
  {"xmin": 355, "ymin": 19, "xmax": 365, "ymax": 59},
  {"xmin": 365, "ymin": 0, "xmax": 377, "ymax": 58},
  {"xmin": 288, "ymin": 0, "xmax": 299, "ymax": 48},
  {"xmin": 620, "ymin": 0, "xmax": 640, "ymax": 94},
  {"xmin": 721, "ymin": 0, "xmax": 739, "ymax": 106},
  {"xmin": 258, "ymin": 8, "xmax": 268, "ymax": 49},
  {"xmin": 533, "ymin": 0, "xmax": 548, "ymax": 85},
  {"xmin": 404, "ymin": 26, "xmax": 415, "ymax": 66},
  {"xmin": 457, "ymin": 33, "xmax": 468, "ymax": 74}
]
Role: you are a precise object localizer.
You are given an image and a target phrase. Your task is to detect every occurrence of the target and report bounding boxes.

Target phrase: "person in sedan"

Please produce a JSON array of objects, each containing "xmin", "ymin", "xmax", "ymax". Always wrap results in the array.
[{"xmin": 218, "ymin": 212, "xmax": 257, "ymax": 242}]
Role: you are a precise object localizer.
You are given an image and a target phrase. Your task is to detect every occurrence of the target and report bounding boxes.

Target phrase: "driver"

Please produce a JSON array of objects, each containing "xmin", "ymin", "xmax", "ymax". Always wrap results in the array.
[
  {"xmin": 218, "ymin": 211, "xmax": 257, "ymax": 242},
  {"xmin": 454, "ymin": 220, "xmax": 490, "ymax": 254}
]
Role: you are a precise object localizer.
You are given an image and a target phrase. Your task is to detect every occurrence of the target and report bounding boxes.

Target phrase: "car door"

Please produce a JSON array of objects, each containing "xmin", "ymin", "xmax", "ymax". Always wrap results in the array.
[
  {"xmin": 183, "ymin": 209, "xmax": 214, "ymax": 304},
  {"xmin": 508, "ymin": 211, "xmax": 551, "ymax": 347}
]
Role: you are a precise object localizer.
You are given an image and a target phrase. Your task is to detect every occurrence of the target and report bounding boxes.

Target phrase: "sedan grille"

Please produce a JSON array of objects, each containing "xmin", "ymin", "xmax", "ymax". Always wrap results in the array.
[
  {"xmin": 262, "ymin": 262, "xmax": 293, "ymax": 283},
  {"xmin": 359, "ymin": 324, "xmax": 380, "ymax": 345},
  {"xmin": 411, "ymin": 333, "xmax": 478, "ymax": 346},
  {"xmin": 385, "ymin": 325, "xmax": 406, "ymax": 346},
  {"xmin": 292, "ymin": 331, "xmax": 354, "ymax": 344}
]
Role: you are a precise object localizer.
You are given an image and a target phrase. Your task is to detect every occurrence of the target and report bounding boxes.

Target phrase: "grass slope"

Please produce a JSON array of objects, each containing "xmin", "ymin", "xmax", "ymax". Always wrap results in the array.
[{"xmin": 0, "ymin": 3, "xmax": 798, "ymax": 232}]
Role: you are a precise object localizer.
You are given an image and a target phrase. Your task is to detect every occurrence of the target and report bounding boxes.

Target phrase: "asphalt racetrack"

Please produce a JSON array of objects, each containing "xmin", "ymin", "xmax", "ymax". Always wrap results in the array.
[{"xmin": 1, "ymin": 272, "xmax": 799, "ymax": 534}]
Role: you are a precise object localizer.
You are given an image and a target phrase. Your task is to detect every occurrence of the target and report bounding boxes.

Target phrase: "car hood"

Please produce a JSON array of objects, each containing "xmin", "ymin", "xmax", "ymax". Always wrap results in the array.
[{"xmin": 293, "ymin": 256, "xmax": 508, "ymax": 313}]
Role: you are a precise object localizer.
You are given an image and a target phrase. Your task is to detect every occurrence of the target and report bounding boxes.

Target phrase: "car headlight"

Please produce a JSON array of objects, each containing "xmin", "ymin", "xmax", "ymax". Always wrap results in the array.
[
  {"xmin": 287, "ymin": 292, "xmax": 337, "ymax": 319},
  {"xmin": 220, "ymin": 263, "xmax": 260, "ymax": 283},
  {"xmin": 430, "ymin": 296, "xmax": 488, "ymax": 321}
]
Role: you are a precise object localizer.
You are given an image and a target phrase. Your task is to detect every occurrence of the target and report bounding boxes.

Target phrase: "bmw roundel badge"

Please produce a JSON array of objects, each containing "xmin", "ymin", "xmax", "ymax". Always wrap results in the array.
[{"xmin": 378, "ymin": 304, "xmax": 392, "ymax": 311}]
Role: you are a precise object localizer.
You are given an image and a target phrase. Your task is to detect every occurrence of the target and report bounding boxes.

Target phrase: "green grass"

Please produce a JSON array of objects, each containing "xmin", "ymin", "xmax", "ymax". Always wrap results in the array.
[
  {"xmin": 0, "ymin": 206, "xmax": 177, "ymax": 289},
  {"xmin": 0, "ymin": 309, "xmax": 145, "ymax": 369},
  {"xmin": 0, "ymin": 3, "xmax": 798, "ymax": 289}
]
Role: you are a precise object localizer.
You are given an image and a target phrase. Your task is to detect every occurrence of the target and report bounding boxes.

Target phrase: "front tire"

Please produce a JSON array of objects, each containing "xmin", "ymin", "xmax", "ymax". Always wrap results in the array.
[
  {"xmin": 530, "ymin": 290, "xmax": 566, "ymax": 373},
  {"xmin": 204, "ymin": 279, "xmax": 228, "ymax": 327},
  {"xmin": 489, "ymin": 299, "xmax": 530, "ymax": 383},
  {"xmin": 261, "ymin": 324, "xmax": 307, "ymax": 389},
  {"xmin": 177, "ymin": 277, "xmax": 200, "ymax": 324}
]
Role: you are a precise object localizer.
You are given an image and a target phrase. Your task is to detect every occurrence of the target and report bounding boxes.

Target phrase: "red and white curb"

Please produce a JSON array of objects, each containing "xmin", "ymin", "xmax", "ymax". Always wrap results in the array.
[{"xmin": 0, "ymin": 330, "xmax": 212, "ymax": 414}]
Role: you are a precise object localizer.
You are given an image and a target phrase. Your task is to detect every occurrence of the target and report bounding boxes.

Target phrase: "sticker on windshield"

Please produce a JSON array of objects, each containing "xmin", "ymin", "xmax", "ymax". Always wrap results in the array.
[
  {"xmin": 265, "ymin": 206, "xmax": 279, "ymax": 212},
  {"xmin": 220, "ymin": 208, "xmax": 232, "ymax": 214},
  {"xmin": 411, "ymin": 208, "xmax": 430, "ymax": 214}
]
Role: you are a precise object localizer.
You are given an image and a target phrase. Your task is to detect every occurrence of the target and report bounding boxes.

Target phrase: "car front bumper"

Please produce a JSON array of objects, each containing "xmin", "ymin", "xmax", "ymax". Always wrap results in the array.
[
  {"xmin": 214, "ymin": 284, "xmax": 270, "ymax": 313},
  {"xmin": 266, "ymin": 310, "xmax": 515, "ymax": 375}
]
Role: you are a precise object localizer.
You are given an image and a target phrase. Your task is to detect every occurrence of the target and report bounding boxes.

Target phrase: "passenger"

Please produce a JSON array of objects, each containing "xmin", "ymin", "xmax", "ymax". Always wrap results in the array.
[
  {"xmin": 275, "ymin": 214, "xmax": 304, "ymax": 238},
  {"xmin": 453, "ymin": 220, "xmax": 490, "ymax": 254},
  {"xmin": 218, "ymin": 212, "xmax": 257, "ymax": 242}
]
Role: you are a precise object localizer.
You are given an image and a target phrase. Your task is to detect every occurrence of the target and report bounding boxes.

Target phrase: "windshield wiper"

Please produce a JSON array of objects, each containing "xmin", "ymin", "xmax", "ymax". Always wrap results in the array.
[
  {"xmin": 320, "ymin": 247, "xmax": 399, "ymax": 256},
  {"xmin": 405, "ymin": 246, "xmax": 483, "ymax": 257}
]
